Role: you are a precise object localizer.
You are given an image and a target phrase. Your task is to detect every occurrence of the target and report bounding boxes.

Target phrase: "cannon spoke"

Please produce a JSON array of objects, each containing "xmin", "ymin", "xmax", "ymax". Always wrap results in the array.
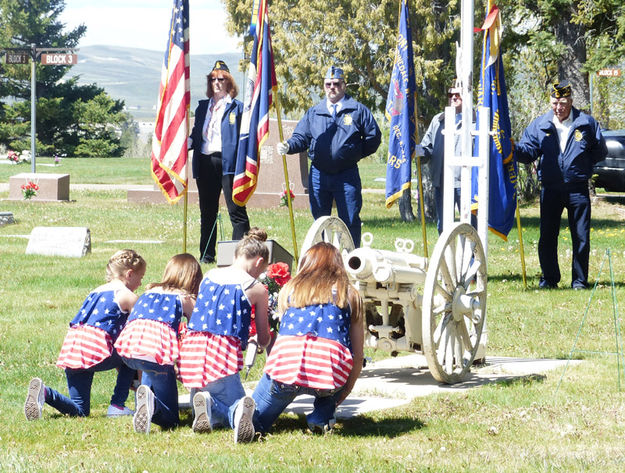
[
  {"xmin": 457, "ymin": 318, "xmax": 474, "ymax": 351},
  {"xmin": 433, "ymin": 312, "xmax": 452, "ymax": 345},
  {"xmin": 438, "ymin": 255, "xmax": 455, "ymax": 293}
]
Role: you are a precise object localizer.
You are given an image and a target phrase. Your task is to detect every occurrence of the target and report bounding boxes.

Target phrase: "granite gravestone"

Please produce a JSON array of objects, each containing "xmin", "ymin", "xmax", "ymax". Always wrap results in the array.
[{"xmin": 26, "ymin": 227, "xmax": 91, "ymax": 258}]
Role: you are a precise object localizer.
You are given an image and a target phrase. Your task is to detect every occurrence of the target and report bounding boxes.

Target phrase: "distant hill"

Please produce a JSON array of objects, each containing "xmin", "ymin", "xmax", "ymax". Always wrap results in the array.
[{"xmin": 64, "ymin": 45, "xmax": 244, "ymax": 122}]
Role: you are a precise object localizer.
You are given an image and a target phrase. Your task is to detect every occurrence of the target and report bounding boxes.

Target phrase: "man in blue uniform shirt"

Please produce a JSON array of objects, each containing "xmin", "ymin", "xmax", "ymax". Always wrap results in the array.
[
  {"xmin": 515, "ymin": 82, "xmax": 607, "ymax": 289},
  {"xmin": 276, "ymin": 66, "xmax": 381, "ymax": 247}
]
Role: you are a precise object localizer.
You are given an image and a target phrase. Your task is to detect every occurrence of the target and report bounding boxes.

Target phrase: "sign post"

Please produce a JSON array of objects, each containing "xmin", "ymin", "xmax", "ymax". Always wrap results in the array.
[{"xmin": 2, "ymin": 46, "xmax": 78, "ymax": 172}]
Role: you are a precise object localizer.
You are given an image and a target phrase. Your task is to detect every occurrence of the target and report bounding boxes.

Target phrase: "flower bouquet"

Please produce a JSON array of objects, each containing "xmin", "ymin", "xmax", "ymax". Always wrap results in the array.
[
  {"xmin": 250, "ymin": 262, "xmax": 292, "ymax": 336},
  {"xmin": 21, "ymin": 181, "xmax": 39, "ymax": 200},
  {"xmin": 279, "ymin": 188, "xmax": 295, "ymax": 207},
  {"xmin": 7, "ymin": 150, "xmax": 20, "ymax": 164}
]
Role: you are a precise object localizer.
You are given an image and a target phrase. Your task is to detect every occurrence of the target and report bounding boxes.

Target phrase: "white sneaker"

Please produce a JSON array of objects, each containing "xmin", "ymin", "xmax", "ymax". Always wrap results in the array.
[
  {"xmin": 24, "ymin": 378, "xmax": 45, "ymax": 421},
  {"xmin": 192, "ymin": 391, "xmax": 213, "ymax": 433},
  {"xmin": 133, "ymin": 385, "xmax": 154, "ymax": 434},
  {"xmin": 107, "ymin": 404, "xmax": 134, "ymax": 417},
  {"xmin": 233, "ymin": 396, "xmax": 255, "ymax": 444}
]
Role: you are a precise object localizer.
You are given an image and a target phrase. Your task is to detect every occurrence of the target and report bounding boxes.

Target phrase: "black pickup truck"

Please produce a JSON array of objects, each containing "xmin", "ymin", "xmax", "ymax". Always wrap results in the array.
[{"xmin": 594, "ymin": 130, "xmax": 625, "ymax": 192}]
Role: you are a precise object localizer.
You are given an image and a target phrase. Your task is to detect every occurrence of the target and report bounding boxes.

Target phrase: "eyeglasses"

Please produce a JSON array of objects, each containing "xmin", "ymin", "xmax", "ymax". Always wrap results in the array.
[
  {"xmin": 448, "ymin": 93, "xmax": 461, "ymax": 99},
  {"xmin": 324, "ymin": 81, "xmax": 342, "ymax": 88},
  {"xmin": 211, "ymin": 77, "xmax": 225, "ymax": 83}
]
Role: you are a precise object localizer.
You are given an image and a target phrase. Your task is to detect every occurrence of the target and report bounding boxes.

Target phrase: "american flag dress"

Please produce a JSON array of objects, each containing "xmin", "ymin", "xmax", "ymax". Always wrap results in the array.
[
  {"xmin": 114, "ymin": 291, "xmax": 184, "ymax": 366},
  {"xmin": 264, "ymin": 303, "xmax": 354, "ymax": 390},
  {"xmin": 56, "ymin": 287, "xmax": 129, "ymax": 370},
  {"xmin": 179, "ymin": 275, "xmax": 253, "ymax": 388}
]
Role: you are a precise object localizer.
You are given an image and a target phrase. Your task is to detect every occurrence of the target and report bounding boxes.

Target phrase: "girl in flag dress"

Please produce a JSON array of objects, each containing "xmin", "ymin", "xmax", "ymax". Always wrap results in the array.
[
  {"xmin": 178, "ymin": 228, "xmax": 271, "ymax": 443},
  {"xmin": 114, "ymin": 253, "xmax": 202, "ymax": 434},
  {"xmin": 251, "ymin": 242, "xmax": 364, "ymax": 434},
  {"xmin": 24, "ymin": 249, "xmax": 146, "ymax": 421}
]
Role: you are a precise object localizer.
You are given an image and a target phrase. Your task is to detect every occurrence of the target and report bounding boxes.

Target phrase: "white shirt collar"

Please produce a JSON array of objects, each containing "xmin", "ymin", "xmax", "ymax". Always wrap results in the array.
[{"xmin": 327, "ymin": 97, "xmax": 345, "ymax": 115}]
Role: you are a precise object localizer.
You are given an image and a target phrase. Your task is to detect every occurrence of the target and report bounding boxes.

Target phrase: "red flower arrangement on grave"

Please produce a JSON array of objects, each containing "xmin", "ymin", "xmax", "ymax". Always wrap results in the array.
[
  {"xmin": 21, "ymin": 181, "xmax": 39, "ymax": 200},
  {"xmin": 279, "ymin": 188, "xmax": 295, "ymax": 207},
  {"xmin": 250, "ymin": 262, "xmax": 292, "ymax": 336},
  {"xmin": 7, "ymin": 150, "xmax": 20, "ymax": 164}
]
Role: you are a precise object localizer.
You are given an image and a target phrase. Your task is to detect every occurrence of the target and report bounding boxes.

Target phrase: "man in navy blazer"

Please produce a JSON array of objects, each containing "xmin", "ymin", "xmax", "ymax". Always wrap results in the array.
[
  {"xmin": 515, "ymin": 82, "xmax": 607, "ymax": 289},
  {"xmin": 189, "ymin": 61, "xmax": 249, "ymax": 263}
]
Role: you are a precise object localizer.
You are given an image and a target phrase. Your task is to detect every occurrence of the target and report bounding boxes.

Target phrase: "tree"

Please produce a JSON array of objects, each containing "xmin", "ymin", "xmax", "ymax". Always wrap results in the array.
[
  {"xmin": 0, "ymin": 0, "xmax": 130, "ymax": 156},
  {"xmin": 224, "ymin": 0, "xmax": 460, "ymax": 121}
]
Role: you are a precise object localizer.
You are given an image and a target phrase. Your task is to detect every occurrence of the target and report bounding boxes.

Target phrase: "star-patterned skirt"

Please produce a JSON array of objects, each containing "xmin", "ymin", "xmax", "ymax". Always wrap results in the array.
[
  {"xmin": 264, "ymin": 334, "xmax": 354, "ymax": 390},
  {"xmin": 56, "ymin": 325, "xmax": 113, "ymax": 370},
  {"xmin": 114, "ymin": 319, "xmax": 180, "ymax": 366},
  {"xmin": 178, "ymin": 332, "xmax": 242, "ymax": 388}
]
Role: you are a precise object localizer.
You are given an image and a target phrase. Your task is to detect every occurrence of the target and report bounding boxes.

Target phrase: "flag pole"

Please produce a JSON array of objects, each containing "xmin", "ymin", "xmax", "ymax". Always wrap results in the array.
[
  {"xmin": 414, "ymin": 99, "xmax": 428, "ymax": 258},
  {"xmin": 515, "ymin": 202, "xmax": 527, "ymax": 289},
  {"xmin": 274, "ymin": 91, "xmax": 299, "ymax": 265}
]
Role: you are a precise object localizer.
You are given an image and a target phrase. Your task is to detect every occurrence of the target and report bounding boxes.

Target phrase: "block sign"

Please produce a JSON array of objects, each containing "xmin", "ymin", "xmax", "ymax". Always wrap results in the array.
[
  {"xmin": 597, "ymin": 68, "xmax": 621, "ymax": 77},
  {"xmin": 5, "ymin": 51, "xmax": 29, "ymax": 64},
  {"xmin": 41, "ymin": 53, "xmax": 78, "ymax": 65}
]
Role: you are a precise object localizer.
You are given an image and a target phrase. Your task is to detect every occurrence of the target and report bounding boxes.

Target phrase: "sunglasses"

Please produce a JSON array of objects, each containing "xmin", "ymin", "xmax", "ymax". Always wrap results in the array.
[
  {"xmin": 211, "ymin": 77, "xmax": 225, "ymax": 83},
  {"xmin": 324, "ymin": 81, "xmax": 342, "ymax": 88},
  {"xmin": 448, "ymin": 93, "xmax": 461, "ymax": 99}
]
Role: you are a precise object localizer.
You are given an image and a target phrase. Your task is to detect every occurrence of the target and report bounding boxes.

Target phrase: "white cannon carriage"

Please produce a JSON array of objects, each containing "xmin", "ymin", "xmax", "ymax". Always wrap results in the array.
[{"xmin": 300, "ymin": 216, "xmax": 487, "ymax": 384}]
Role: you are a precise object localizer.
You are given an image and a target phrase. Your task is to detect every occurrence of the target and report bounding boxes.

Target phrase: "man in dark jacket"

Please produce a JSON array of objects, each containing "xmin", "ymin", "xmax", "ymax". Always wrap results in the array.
[
  {"xmin": 515, "ymin": 82, "xmax": 607, "ymax": 289},
  {"xmin": 276, "ymin": 66, "xmax": 381, "ymax": 247}
]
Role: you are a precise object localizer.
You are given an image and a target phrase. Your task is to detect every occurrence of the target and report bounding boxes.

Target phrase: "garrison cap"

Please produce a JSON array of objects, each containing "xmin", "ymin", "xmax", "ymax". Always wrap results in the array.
[
  {"xmin": 324, "ymin": 66, "xmax": 345, "ymax": 80},
  {"xmin": 212, "ymin": 60, "xmax": 230, "ymax": 73},
  {"xmin": 551, "ymin": 82, "xmax": 572, "ymax": 98}
]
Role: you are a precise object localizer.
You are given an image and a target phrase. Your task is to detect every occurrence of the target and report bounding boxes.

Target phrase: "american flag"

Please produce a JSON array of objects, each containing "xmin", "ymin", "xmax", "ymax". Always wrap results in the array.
[
  {"xmin": 232, "ymin": 0, "xmax": 277, "ymax": 206},
  {"xmin": 150, "ymin": 0, "xmax": 190, "ymax": 204}
]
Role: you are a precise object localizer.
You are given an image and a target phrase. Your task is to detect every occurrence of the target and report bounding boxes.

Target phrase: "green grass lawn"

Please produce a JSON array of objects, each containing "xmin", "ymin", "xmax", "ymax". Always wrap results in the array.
[{"xmin": 1, "ymin": 159, "xmax": 625, "ymax": 472}]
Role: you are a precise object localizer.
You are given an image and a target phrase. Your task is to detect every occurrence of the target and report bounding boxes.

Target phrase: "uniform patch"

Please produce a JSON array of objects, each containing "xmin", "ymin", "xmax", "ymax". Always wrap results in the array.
[
  {"xmin": 229, "ymin": 112, "xmax": 236, "ymax": 125},
  {"xmin": 343, "ymin": 114, "xmax": 353, "ymax": 126},
  {"xmin": 574, "ymin": 129, "xmax": 583, "ymax": 141}
]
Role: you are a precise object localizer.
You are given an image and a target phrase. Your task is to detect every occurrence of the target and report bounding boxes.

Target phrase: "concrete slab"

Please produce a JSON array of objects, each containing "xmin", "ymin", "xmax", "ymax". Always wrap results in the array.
[{"xmin": 179, "ymin": 355, "xmax": 580, "ymax": 420}]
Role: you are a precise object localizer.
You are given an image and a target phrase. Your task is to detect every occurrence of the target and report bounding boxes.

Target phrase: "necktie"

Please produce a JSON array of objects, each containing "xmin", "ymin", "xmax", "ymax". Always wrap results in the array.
[{"xmin": 332, "ymin": 104, "xmax": 337, "ymax": 119}]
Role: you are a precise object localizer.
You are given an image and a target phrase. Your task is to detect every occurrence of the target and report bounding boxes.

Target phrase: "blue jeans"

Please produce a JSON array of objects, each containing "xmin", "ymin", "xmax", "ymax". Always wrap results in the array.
[
  {"xmin": 250, "ymin": 374, "xmax": 343, "ymax": 433},
  {"xmin": 45, "ymin": 352, "xmax": 135, "ymax": 417},
  {"xmin": 309, "ymin": 165, "xmax": 362, "ymax": 247},
  {"xmin": 122, "ymin": 358, "xmax": 179, "ymax": 429},
  {"xmin": 191, "ymin": 373, "xmax": 246, "ymax": 428}
]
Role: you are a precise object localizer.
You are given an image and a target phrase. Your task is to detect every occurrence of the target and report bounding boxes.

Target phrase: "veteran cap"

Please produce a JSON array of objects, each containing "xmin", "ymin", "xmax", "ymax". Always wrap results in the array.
[
  {"xmin": 212, "ymin": 60, "xmax": 230, "ymax": 73},
  {"xmin": 324, "ymin": 65, "xmax": 345, "ymax": 80},
  {"xmin": 551, "ymin": 81, "xmax": 572, "ymax": 98}
]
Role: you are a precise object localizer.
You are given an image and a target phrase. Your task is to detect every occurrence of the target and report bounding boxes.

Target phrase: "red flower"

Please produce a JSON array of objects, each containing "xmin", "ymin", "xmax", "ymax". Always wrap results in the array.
[{"xmin": 266, "ymin": 262, "xmax": 291, "ymax": 287}]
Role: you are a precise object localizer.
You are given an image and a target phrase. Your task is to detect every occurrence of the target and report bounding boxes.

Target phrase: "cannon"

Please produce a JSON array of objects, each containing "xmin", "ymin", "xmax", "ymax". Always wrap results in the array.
[{"xmin": 300, "ymin": 216, "xmax": 487, "ymax": 384}]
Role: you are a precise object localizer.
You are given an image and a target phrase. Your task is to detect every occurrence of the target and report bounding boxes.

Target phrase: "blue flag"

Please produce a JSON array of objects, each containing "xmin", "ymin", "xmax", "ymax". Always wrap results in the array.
[
  {"xmin": 473, "ymin": 3, "xmax": 518, "ymax": 239},
  {"xmin": 233, "ymin": 0, "xmax": 277, "ymax": 206},
  {"xmin": 384, "ymin": 0, "xmax": 417, "ymax": 208}
]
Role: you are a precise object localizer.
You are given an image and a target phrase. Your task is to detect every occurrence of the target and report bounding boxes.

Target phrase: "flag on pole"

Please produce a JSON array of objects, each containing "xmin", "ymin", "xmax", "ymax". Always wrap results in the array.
[
  {"xmin": 384, "ymin": 0, "xmax": 417, "ymax": 208},
  {"xmin": 150, "ymin": 0, "xmax": 190, "ymax": 204},
  {"xmin": 474, "ymin": 2, "xmax": 517, "ymax": 239},
  {"xmin": 232, "ymin": 0, "xmax": 277, "ymax": 206}
]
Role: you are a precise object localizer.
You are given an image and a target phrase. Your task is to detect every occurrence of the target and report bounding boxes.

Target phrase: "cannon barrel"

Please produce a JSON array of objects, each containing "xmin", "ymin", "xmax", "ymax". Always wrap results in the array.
[{"xmin": 346, "ymin": 247, "xmax": 427, "ymax": 285}]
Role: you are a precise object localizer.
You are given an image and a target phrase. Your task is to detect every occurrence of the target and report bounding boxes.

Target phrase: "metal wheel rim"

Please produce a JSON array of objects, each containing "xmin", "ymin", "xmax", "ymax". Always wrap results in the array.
[{"xmin": 299, "ymin": 216, "xmax": 355, "ymax": 269}]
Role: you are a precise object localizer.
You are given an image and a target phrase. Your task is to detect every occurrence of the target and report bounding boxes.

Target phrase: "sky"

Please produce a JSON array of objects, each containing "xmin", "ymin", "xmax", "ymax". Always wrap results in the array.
[{"xmin": 59, "ymin": 0, "xmax": 242, "ymax": 55}]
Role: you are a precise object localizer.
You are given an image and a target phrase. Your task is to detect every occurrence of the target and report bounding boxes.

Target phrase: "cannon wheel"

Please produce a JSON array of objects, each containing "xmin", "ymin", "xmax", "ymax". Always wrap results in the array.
[
  {"xmin": 300, "ymin": 216, "xmax": 355, "ymax": 268},
  {"xmin": 422, "ymin": 223, "xmax": 487, "ymax": 384}
]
